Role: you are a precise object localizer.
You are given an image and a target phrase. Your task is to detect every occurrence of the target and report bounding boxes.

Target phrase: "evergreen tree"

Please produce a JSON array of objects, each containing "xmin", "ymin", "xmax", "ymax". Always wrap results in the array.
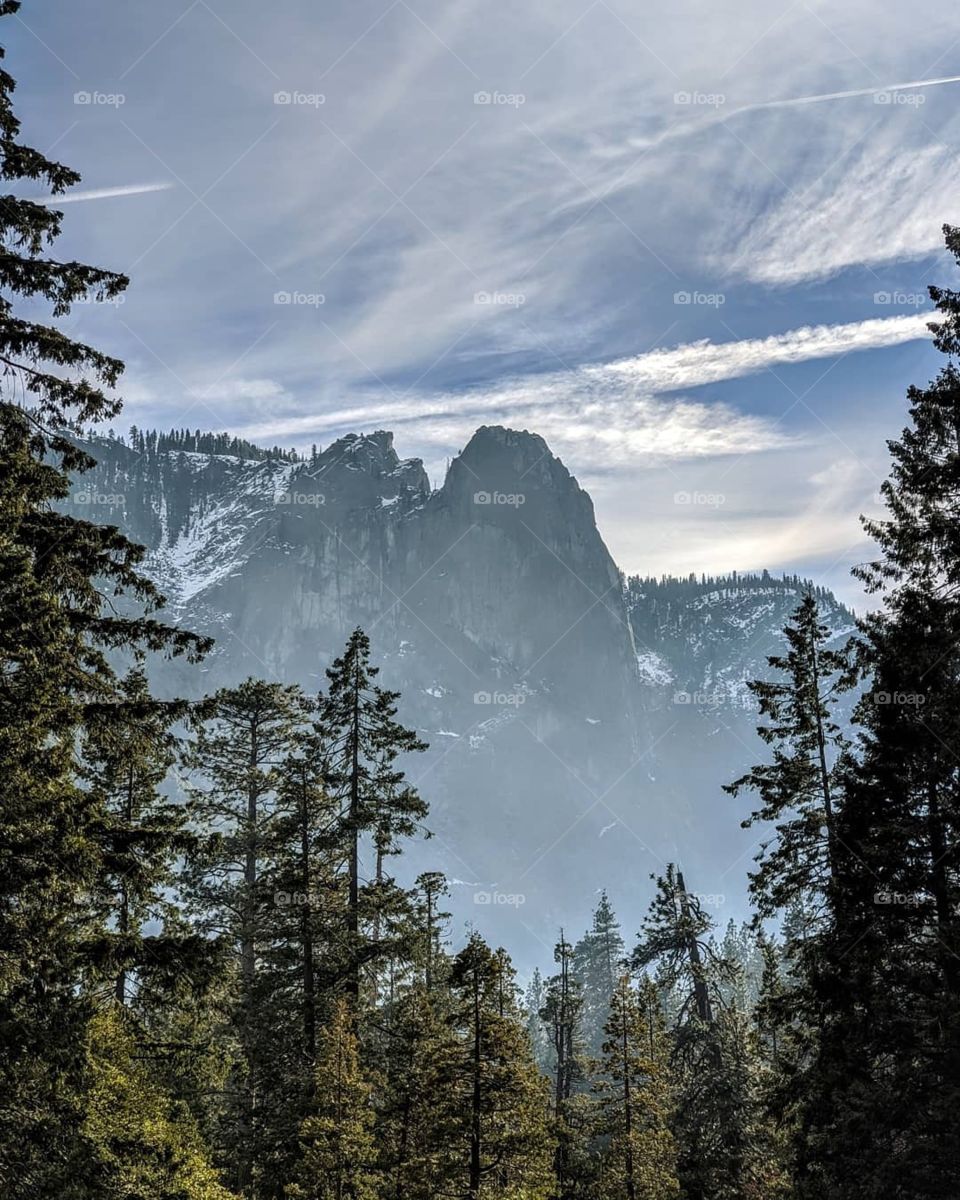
[
  {"xmin": 289, "ymin": 998, "xmax": 379, "ymax": 1200},
  {"xmin": 632, "ymin": 868, "xmax": 767, "ymax": 1200},
  {"xmin": 182, "ymin": 679, "xmax": 303, "ymax": 1198},
  {"xmin": 83, "ymin": 1008, "xmax": 236, "ymax": 1200},
  {"xmin": 792, "ymin": 225, "xmax": 960, "ymax": 1197},
  {"xmin": 0, "ymin": 9, "xmax": 207, "ymax": 1193},
  {"xmin": 80, "ymin": 661, "xmax": 207, "ymax": 1006},
  {"xmin": 574, "ymin": 891, "xmax": 625, "ymax": 1057},
  {"xmin": 320, "ymin": 629, "xmax": 427, "ymax": 1006},
  {"xmin": 375, "ymin": 983, "xmax": 460, "ymax": 1200},
  {"xmin": 725, "ymin": 593, "xmax": 856, "ymax": 922},
  {"xmin": 540, "ymin": 932, "xmax": 590, "ymax": 1197},
  {"xmin": 444, "ymin": 934, "xmax": 553, "ymax": 1199},
  {"xmin": 593, "ymin": 976, "xmax": 678, "ymax": 1200}
]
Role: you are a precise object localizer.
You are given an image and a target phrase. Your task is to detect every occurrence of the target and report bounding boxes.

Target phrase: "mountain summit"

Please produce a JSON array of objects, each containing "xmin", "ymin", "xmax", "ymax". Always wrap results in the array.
[{"xmin": 67, "ymin": 427, "xmax": 853, "ymax": 951}]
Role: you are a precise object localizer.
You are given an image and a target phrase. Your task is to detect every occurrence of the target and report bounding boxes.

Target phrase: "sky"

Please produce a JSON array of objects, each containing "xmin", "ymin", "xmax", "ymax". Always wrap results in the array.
[{"xmin": 12, "ymin": 0, "xmax": 960, "ymax": 609}]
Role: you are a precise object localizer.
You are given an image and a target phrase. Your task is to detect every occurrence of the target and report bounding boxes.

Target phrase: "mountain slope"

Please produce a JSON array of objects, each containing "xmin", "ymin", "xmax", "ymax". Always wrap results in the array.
[{"xmin": 66, "ymin": 427, "xmax": 856, "ymax": 956}]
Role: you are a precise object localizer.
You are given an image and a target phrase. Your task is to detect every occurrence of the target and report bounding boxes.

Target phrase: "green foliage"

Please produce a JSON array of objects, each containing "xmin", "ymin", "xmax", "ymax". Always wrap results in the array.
[
  {"xmin": 289, "ymin": 998, "xmax": 380, "ymax": 1200},
  {"xmin": 84, "ymin": 1008, "xmax": 237, "ymax": 1200},
  {"xmin": 593, "ymin": 977, "xmax": 678, "ymax": 1200}
]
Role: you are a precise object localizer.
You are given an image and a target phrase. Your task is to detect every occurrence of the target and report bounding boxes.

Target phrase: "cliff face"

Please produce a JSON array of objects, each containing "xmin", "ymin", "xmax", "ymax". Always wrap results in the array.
[{"xmin": 66, "ymin": 427, "xmax": 854, "ymax": 955}]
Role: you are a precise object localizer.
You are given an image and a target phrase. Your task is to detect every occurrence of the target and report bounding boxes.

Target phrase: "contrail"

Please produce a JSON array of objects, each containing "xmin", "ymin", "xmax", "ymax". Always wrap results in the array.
[
  {"xmin": 733, "ymin": 72, "xmax": 960, "ymax": 115},
  {"xmin": 635, "ymin": 73, "xmax": 960, "ymax": 151},
  {"xmin": 32, "ymin": 181, "xmax": 174, "ymax": 205}
]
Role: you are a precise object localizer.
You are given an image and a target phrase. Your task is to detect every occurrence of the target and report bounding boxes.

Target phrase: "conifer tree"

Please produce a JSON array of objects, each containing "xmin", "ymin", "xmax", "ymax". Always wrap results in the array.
[
  {"xmin": 574, "ymin": 891, "xmax": 625, "ymax": 1057},
  {"xmin": 593, "ymin": 976, "xmax": 678, "ymax": 1200},
  {"xmin": 540, "ymin": 932, "xmax": 587, "ymax": 1195},
  {"xmin": 445, "ymin": 934, "xmax": 553, "ymax": 1199},
  {"xmin": 793, "ymin": 225, "xmax": 960, "ymax": 1197},
  {"xmin": 80, "ymin": 661, "xmax": 206, "ymax": 1006},
  {"xmin": 0, "ymin": 8, "xmax": 207, "ymax": 1192},
  {"xmin": 632, "ymin": 868, "xmax": 765, "ymax": 1200},
  {"xmin": 320, "ymin": 629, "xmax": 427, "ymax": 1006},
  {"xmin": 725, "ymin": 594, "xmax": 856, "ymax": 921},
  {"xmin": 183, "ymin": 679, "xmax": 304, "ymax": 1198},
  {"xmin": 289, "ymin": 998, "xmax": 379, "ymax": 1200},
  {"xmin": 83, "ymin": 1008, "xmax": 236, "ymax": 1200}
]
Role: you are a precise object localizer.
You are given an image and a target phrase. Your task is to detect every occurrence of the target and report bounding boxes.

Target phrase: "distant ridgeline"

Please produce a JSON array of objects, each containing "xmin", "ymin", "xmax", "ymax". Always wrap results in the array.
[
  {"xmin": 123, "ymin": 426, "xmax": 303, "ymax": 462},
  {"xmin": 71, "ymin": 427, "xmax": 315, "ymax": 549},
  {"xmin": 625, "ymin": 570, "xmax": 856, "ymax": 697}
]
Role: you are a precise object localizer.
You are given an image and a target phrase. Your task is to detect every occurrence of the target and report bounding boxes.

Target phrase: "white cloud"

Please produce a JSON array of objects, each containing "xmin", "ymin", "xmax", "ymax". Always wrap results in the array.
[
  {"xmin": 233, "ymin": 313, "xmax": 932, "ymax": 466},
  {"xmin": 725, "ymin": 143, "xmax": 960, "ymax": 284}
]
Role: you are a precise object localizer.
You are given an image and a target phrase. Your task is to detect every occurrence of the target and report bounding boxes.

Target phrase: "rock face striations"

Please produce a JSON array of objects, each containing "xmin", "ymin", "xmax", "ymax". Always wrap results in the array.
[{"xmin": 66, "ymin": 425, "xmax": 854, "ymax": 953}]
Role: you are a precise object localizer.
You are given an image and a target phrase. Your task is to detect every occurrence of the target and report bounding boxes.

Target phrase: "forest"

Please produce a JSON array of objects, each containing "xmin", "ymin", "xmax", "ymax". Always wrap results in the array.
[{"xmin": 3, "ymin": 1, "xmax": 960, "ymax": 1196}]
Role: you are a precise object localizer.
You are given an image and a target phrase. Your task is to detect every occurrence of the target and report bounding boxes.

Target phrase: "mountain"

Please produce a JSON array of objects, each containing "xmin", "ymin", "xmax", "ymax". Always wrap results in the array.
[{"xmin": 66, "ymin": 427, "xmax": 856, "ymax": 957}]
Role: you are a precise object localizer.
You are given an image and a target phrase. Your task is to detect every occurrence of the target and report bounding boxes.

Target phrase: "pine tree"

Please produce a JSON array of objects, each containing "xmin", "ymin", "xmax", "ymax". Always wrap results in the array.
[
  {"xmin": 0, "ymin": 8, "xmax": 207, "ymax": 1193},
  {"xmin": 540, "ymin": 931, "xmax": 587, "ymax": 1196},
  {"xmin": 375, "ymin": 983, "xmax": 459, "ymax": 1200},
  {"xmin": 445, "ymin": 934, "xmax": 553, "ymax": 1199},
  {"xmin": 320, "ymin": 629, "xmax": 427, "ymax": 1006},
  {"xmin": 792, "ymin": 225, "xmax": 960, "ymax": 1197},
  {"xmin": 574, "ymin": 891, "xmax": 625, "ymax": 1057},
  {"xmin": 183, "ymin": 679, "xmax": 304, "ymax": 1198},
  {"xmin": 83, "ymin": 1007, "xmax": 236, "ymax": 1200},
  {"xmin": 80, "ymin": 661, "xmax": 207, "ymax": 1006},
  {"xmin": 632, "ymin": 868, "xmax": 766, "ymax": 1200},
  {"xmin": 594, "ymin": 976, "xmax": 679, "ymax": 1200},
  {"xmin": 289, "ymin": 998, "xmax": 379, "ymax": 1200},
  {"xmin": 725, "ymin": 594, "xmax": 857, "ymax": 922}
]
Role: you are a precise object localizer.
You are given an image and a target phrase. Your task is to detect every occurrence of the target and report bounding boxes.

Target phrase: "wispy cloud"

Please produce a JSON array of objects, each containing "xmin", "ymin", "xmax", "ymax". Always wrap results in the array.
[
  {"xmin": 233, "ymin": 313, "xmax": 933, "ymax": 465},
  {"xmin": 723, "ymin": 143, "xmax": 960, "ymax": 284}
]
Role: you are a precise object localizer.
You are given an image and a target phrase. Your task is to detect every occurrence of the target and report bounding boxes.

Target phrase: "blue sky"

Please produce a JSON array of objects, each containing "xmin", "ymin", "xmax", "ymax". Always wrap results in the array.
[{"xmin": 13, "ymin": 0, "xmax": 960, "ymax": 608}]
